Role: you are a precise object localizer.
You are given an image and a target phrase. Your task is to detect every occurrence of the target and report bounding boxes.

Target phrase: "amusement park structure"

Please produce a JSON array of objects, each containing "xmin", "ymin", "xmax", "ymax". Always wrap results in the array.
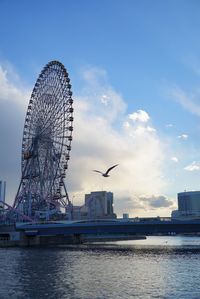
[{"xmin": 13, "ymin": 61, "xmax": 74, "ymax": 221}]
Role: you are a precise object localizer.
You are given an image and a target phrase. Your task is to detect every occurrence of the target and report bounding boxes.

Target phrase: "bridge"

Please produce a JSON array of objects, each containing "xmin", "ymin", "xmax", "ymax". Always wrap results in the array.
[
  {"xmin": 14, "ymin": 218, "xmax": 200, "ymax": 244},
  {"xmin": 1, "ymin": 218, "xmax": 200, "ymax": 246}
]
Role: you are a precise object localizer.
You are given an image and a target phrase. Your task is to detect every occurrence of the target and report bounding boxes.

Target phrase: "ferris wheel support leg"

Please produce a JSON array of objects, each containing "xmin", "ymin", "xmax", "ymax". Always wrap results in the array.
[
  {"xmin": 62, "ymin": 181, "xmax": 73, "ymax": 220},
  {"xmin": 13, "ymin": 179, "xmax": 23, "ymax": 208},
  {"xmin": 28, "ymin": 192, "xmax": 32, "ymax": 218},
  {"xmin": 13, "ymin": 158, "xmax": 29, "ymax": 208}
]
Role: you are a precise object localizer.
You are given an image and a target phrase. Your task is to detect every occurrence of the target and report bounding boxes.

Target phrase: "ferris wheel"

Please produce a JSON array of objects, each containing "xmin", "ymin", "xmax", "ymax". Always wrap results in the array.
[{"xmin": 13, "ymin": 61, "xmax": 74, "ymax": 220}]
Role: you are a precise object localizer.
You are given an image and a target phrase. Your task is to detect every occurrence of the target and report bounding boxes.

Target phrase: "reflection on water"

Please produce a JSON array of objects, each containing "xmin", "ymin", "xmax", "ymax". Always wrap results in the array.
[
  {"xmin": 116, "ymin": 235, "xmax": 200, "ymax": 248},
  {"xmin": 0, "ymin": 236, "xmax": 200, "ymax": 299}
]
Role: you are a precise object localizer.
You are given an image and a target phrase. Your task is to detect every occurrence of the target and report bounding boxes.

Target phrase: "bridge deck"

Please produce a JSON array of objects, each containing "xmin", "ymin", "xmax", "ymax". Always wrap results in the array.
[{"xmin": 16, "ymin": 218, "xmax": 200, "ymax": 236}]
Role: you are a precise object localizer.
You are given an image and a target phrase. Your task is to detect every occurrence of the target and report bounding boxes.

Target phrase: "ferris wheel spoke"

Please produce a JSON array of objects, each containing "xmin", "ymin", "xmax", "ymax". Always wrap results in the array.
[
  {"xmin": 39, "ymin": 89, "xmax": 69, "ymax": 129},
  {"xmin": 53, "ymin": 114, "xmax": 72, "ymax": 128},
  {"xmin": 50, "ymin": 111, "xmax": 73, "ymax": 134},
  {"xmin": 31, "ymin": 78, "xmax": 63, "ymax": 125},
  {"xmin": 38, "ymin": 98, "xmax": 64, "ymax": 135}
]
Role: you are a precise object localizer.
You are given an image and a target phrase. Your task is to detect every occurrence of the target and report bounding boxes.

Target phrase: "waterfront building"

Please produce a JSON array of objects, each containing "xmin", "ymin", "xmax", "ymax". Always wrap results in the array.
[
  {"xmin": 0, "ymin": 181, "xmax": 6, "ymax": 211},
  {"xmin": 123, "ymin": 213, "xmax": 129, "ymax": 219},
  {"xmin": 0, "ymin": 181, "xmax": 6, "ymax": 203},
  {"xmin": 71, "ymin": 205, "xmax": 88, "ymax": 220},
  {"xmin": 172, "ymin": 191, "xmax": 200, "ymax": 219},
  {"xmin": 85, "ymin": 191, "xmax": 116, "ymax": 219},
  {"xmin": 69, "ymin": 191, "xmax": 116, "ymax": 220}
]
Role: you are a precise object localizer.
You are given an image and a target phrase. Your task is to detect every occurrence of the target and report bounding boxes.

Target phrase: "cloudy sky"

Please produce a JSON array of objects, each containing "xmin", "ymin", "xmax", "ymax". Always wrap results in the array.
[{"xmin": 1, "ymin": 0, "xmax": 200, "ymax": 217}]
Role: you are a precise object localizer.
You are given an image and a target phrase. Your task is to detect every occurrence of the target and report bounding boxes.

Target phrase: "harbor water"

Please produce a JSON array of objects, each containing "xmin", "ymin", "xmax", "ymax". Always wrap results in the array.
[{"xmin": 1, "ymin": 236, "xmax": 200, "ymax": 299}]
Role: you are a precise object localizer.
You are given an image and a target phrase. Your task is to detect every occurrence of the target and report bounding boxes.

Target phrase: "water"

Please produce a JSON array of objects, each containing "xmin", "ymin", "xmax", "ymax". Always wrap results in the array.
[{"xmin": 1, "ymin": 236, "xmax": 200, "ymax": 299}]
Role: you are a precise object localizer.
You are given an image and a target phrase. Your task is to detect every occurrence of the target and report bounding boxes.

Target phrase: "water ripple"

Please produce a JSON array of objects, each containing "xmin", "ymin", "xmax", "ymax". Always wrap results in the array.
[{"xmin": 0, "ymin": 236, "xmax": 200, "ymax": 299}]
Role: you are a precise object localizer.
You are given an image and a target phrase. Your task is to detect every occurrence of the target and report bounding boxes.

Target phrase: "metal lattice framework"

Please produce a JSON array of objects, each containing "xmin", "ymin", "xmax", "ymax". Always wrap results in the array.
[{"xmin": 13, "ymin": 61, "xmax": 73, "ymax": 220}]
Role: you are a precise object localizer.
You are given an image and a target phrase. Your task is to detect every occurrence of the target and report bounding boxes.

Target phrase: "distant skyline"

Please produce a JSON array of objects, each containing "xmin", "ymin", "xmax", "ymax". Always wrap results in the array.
[{"xmin": 1, "ymin": 0, "xmax": 200, "ymax": 217}]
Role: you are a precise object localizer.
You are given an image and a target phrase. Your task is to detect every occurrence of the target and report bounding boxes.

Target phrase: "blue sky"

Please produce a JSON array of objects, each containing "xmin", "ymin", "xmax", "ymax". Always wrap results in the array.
[{"xmin": 1, "ymin": 0, "xmax": 200, "ymax": 216}]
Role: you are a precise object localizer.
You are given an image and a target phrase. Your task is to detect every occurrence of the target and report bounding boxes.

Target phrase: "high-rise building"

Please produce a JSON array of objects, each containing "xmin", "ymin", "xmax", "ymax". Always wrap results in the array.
[
  {"xmin": 85, "ymin": 191, "xmax": 116, "ymax": 219},
  {"xmin": 172, "ymin": 191, "xmax": 200, "ymax": 219},
  {"xmin": 0, "ymin": 181, "xmax": 6, "ymax": 203}
]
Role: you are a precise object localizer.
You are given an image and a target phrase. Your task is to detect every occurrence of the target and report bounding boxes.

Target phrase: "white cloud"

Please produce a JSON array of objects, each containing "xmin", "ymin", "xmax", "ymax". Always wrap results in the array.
[
  {"xmin": 130, "ymin": 125, "xmax": 156, "ymax": 136},
  {"xmin": 81, "ymin": 66, "xmax": 107, "ymax": 85},
  {"xmin": 178, "ymin": 134, "xmax": 188, "ymax": 140},
  {"xmin": 184, "ymin": 161, "xmax": 200, "ymax": 171},
  {"xmin": 100, "ymin": 94, "xmax": 109, "ymax": 106},
  {"xmin": 78, "ymin": 66, "xmax": 126, "ymax": 124},
  {"xmin": 171, "ymin": 157, "xmax": 178, "ymax": 163},
  {"xmin": 166, "ymin": 123, "xmax": 173, "ymax": 128},
  {"xmin": 170, "ymin": 86, "xmax": 200, "ymax": 117},
  {"xmin": 0, "ymin": 64, "xmax": 30, "ymax": 204},
  {"xmin": 0, "ymin": 65, "xmax": 30, "ymax": 105},
  {"xmin": 129, "ymin": 109, "xmax": 150, "ymax": 123},
  {"xmin": 146, "ymin": 126, "xmax": 156, "ymax": 132},
  {"xmin": 123, "ymin": 121, "xmax": 130, "ymax": 128},
  {"xmin": 125, "ymin": 110, "xmax": 156, "ymax": 138},
  {"xmin": 139, "ymin": 195, "xmax": 175, "ymax": 209}
]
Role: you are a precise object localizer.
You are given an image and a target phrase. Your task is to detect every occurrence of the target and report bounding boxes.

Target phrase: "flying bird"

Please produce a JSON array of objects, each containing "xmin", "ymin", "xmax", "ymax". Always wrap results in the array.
[{"xmin": 93, "ymin": 164, "xmax": 119, "ymax": 177}]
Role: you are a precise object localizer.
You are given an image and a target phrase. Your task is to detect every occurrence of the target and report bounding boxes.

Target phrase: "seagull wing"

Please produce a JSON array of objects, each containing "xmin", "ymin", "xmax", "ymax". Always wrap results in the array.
[
  {"xmin": 93, "ymin": 170, "xmax": 103, "ymax": 174},
  {"xmin": 105, "ymin": 164, "xmax": 119, "ymax": 175}
]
